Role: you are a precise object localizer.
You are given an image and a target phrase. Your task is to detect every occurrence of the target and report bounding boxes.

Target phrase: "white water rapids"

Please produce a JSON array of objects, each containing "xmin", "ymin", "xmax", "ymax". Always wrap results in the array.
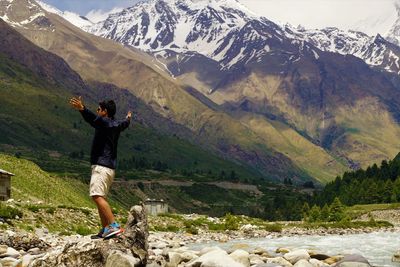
[{"xmin": 189, "ymin": 231, "xmax": 400, "ymax": 266}]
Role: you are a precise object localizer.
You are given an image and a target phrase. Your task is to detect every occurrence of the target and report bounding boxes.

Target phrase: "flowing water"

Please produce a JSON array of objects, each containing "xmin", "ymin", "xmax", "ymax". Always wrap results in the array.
[{"xmin": 189, "ymin": 231, "xmax": 400, "ymax": 266}]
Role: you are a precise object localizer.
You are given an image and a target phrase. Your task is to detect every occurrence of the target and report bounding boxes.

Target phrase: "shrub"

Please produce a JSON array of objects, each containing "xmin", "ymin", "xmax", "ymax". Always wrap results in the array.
[
  {"xmin": 73, "ymin": 224, "xmax": 92, "ymax": 236},
  {"xmin": 0, "ymin": 204, "xmax": 23, "ymax": 219},
  {"xmin": 46, "ymin": 207, "xmax": 56, "ymax": 214},
  {"xmin": 264, "ymin": 223, "xmax": 282, "ymax": 232},
  {"xmin": 224, "ymin": 213, "xmax": 239, "ymax": 230}
]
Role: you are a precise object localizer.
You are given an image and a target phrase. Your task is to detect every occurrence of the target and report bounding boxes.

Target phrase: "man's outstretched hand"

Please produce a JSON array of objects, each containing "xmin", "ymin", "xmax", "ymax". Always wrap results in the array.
[
  {"xmin": 69, "ymin": 96, "xmax": 84, "ymax": 111},
  {"xmin": 126, "ymin": 111, "xmax": 132, "ymax": 120}
]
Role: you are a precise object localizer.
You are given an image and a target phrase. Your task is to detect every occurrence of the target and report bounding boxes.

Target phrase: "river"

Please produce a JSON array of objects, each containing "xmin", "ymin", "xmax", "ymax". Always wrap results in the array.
[{"xmin": 189, "ymin": 231, "xmax": 400, "ymax": 266}]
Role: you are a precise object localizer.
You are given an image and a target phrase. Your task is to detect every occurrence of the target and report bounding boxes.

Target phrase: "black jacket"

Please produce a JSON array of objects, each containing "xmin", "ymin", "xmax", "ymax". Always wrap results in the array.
[{"xmin": 80, "ymin": 107, "xmax": 130, "ymax": 169}]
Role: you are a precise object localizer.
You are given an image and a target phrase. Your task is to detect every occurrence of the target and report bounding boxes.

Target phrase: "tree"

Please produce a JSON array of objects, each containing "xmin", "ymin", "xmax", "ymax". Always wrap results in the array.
[
  {"xmin": 302, "ymin": 202, "xmax": 310, "ymax": 220},
  {"xmin": 320, "ymin": 204, "xmax": 330, "ymax": 222},
  {"xmin": 308, "ymin": 205, "xmax": 321, "ymax": 222},
  {"xmin": 329, "ymin": 197, "xmax": 345, "ymax": 222}
]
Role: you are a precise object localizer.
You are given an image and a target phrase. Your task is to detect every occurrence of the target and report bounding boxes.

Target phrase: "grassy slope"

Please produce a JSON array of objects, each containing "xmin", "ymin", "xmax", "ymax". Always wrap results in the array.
[
  {"xmin": 237, "ymin": 113, "xmax": 348, "ymax": 183},
  {"xmin": 0, "ymin": 153, "xmax": 92, "ymax": 207}
]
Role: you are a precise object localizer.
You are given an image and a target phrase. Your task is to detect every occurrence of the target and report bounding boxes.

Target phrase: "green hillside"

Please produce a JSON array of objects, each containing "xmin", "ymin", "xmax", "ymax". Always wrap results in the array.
[{"xmin": 0, "ymin": 153, "xmax": 92, "ymax": 207}]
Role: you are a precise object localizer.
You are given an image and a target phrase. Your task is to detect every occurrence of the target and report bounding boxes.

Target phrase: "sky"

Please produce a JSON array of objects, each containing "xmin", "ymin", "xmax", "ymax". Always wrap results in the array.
[{"xmin": 41, "ymin": 0, "xmax": 398, "ymax": 35}]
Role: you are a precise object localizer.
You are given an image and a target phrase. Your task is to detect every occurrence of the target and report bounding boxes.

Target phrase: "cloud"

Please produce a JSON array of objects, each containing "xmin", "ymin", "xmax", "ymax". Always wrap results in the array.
[{"xmin": 86, "ymin": 7, "xmax": 124, "ymax": 23}]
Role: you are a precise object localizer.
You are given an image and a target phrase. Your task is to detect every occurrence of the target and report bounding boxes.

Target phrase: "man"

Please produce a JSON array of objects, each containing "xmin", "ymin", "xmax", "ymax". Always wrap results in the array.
[{"xmin": 69, "ymin": 96, "xmax": 132, "ymax": 239}]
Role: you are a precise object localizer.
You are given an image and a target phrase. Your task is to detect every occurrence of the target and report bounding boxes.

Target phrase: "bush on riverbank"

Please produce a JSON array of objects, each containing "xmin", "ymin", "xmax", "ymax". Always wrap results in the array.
[{"xmin": 296, "ymin": 220, "xmax": 393, "ymax": 229}]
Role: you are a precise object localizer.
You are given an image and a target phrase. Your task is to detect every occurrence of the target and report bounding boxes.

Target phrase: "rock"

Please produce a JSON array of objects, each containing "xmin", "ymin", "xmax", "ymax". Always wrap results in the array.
[
  {"xmin": 333, "ymin": 254, "xmax": 372, "ymax": 267},
  {"xmin": 167, "ymin": 252, "xmax": 182, "ymax": 266},
  {"xmin": 230, "ymin": 249, "xmax": 250, "ymax": 267},
  {"xmin": 0, "ymin": 247, "xmax": 21, "ymax": 258},
  {"xmin": 27, "ymin": 248, "xmax": 41, "ymax": 255},
  {"xmin": 105, "ymin": 250, "xmax": 141, "ymax": 267},
  {"xmin": 1, "ymin": 256, "xmax": 19, "ymax": 266},
  {"xmin": 186, "ymin": 249, "xmax": 245, "ymax": 267},
  {"xmin": 30, "ymin": 204, "xmax": 149, "ymax": 267},
  {"xmin": 276, "ymin": 247, "xmax": 291, "ymax": 254},
  {"xmin": 309, "ymin": 254, "xmax": 330, "ymax": 261},
  {"xmin": 180, "ymin": 251, "xmax": 198, "ymax": 262},
  {"xmin": 249, "ymin": 254, "xmax": 264, "ymax": 265},
  {"xmin": 294, "ymin": 259, "xmax": 313, "ymax": 267},
  {"xmin": 393, "ymin": 250, "xmax": 400, "ymax": 262},
  {"xmin": 252, "ymin": 247, "xmax": 270, "ymax": 256},
  {"xmin": 0, "ymin": 232, "xmax": 49, "ymax": 251},
  {"xmin": 0, "ymin": 246, "xmax": 7, "ymax": 255},
  {"xmin": 22, "ymin": 254, "xmax": 42, "ymax": 267},
  {"xmin": 266, "ymin": 256, "xmax": 293, "ymax": 266},
  {"xmin": 284, "ymin": 249, "xmax": 310, "ymax": 264},
  {"xmin": 324, "ymin": 256, "xmax": 342, "ymax": 265},
  {"xmin": 198, "ymin": 246, "xmax": 225, "ymax": 256},
  {"xmin": 309, "ymin": 258, "xmax": 329, "ymax": 267},
  {"xmin": 255, "ymin": 263, "xmax": 287, "ymax": 267}
]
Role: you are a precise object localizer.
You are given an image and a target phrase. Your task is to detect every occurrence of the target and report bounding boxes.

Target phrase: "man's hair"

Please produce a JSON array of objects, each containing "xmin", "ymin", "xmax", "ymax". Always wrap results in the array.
[{"xmin": 99, "ymin": 100, "xmax": 116, "ymax": 119}]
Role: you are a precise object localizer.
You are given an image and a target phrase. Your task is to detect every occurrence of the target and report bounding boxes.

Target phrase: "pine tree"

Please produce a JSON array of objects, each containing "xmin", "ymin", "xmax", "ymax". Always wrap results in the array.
[{"xmin": 329, "ymin": 197, "xmax": 345, "ymax": 222}]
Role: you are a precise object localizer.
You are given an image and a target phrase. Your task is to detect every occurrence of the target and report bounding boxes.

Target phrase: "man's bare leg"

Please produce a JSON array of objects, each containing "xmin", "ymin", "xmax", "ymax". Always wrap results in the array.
[{"xmin": 92, "ymin": 196, "xmax": 115, "ymax": 227}]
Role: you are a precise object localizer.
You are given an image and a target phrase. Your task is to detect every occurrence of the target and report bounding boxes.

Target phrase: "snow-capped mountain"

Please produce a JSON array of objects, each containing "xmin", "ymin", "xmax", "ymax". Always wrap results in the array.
[
  {"xmin": 387, "ymin": 2, "xmax": 400, "ymax": 46},
  {"xmin": 285, "ymin": 26, "xmax": 400, "ymax": 74},
  {"xmin": 36, "ymin": 0, "xmax": 93, "ymax": 28},
  {"xmin": 79, "ymin": 0, "xmax": 400, "ymax": 75},
  {"xmin": 83, "ymin": 0, "xmax": 287, "ymax": 70}
]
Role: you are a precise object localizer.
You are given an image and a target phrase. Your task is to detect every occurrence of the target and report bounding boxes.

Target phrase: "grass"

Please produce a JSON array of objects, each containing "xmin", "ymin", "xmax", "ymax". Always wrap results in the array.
[
  {"xmin": 346, "ymin": 203, "xmax": 400, "ymax": 219},
  {"xmin": 0, "ymin": 153, "xmax": 94, "ymax": 208}
]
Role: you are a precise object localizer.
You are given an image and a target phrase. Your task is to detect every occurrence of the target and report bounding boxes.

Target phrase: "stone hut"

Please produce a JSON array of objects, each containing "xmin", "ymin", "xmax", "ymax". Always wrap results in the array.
[
  {"xmin": 0, "ymin": 169, "xmax": 13, "ymax": 201},
  {"xmin": 144, "ymin": 199, "xmax": 168, "ymax": 215}
]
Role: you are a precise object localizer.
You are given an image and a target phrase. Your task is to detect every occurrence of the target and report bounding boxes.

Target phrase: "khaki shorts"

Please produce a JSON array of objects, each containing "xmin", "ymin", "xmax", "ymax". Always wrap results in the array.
[{"xmin": 90, "ymin": 165, "xmax": 115, "ymax": 197}]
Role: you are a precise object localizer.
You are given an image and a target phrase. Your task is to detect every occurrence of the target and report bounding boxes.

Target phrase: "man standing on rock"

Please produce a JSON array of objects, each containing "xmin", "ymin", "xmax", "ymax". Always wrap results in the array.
[{"xmin": 69, "ymin": 96, "xmax": 131, "ymax": 239}]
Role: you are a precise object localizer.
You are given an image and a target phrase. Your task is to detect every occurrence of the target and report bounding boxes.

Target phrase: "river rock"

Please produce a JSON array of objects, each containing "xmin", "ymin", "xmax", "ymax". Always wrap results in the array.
[
  {"xmin": 249, "ymin": 254, "xmax": 265, "ymax": 265},
  {"xmin": 276, "ymin": 247, "xmax": 291, "ymax": 254},
  {"xmin": 266, "ymin": 256, "xmax": 293, "ymax": 266},
  {"xmin": 284, "ymin": 249, "xmax": 310, "ymax": 264},
  {"xmin": 0, "ymin": 245, "xmax": 7, "ymax": 255},
  {"xmin": 105, "ymin": 250, "xmax": 141, "ymax": 267},
  {"xmin": 230, "ymin": 249, "xmax": 250, "ymax": 267},
  {"xmin": 252, "ymin": 247, "xmax": 270, "ymax": 256},
  {"xmin": 0, "ymin": 247, "xmax": 20, "ymax": 258},
  {"xmin": 393, "ymin": 250, "xmax": 400, "ymax": 262},
  {"xmin": 254, "ymin": 264, "xmax": 283, "ymax": 267},
  {"xmin": 333, "ymin": 254, "xmax": 372, "ymax": 267},
  {"xmin": 309, "ymin": 258, "xmax": 329, "ymax": 267},
  {"xmin": 186, "ymin": 249, "xmax": 245, "ymax": 267},
  {"xmin": 167, "ymin": 251, "xmax": 182, "ymax": 266},
  {"xmin": 1, "ymin": 256, "xmax": 20, "ymax": 266},
  {"xmin": 180, "ymin": 251, "xmax": 198, "ymax": 262},
  {"xmin": 294, "ymin": 259, "xmax": 313, "ymax": 267},
  {"xmin": 199, "ymin": 246, "xmax": 225, "ymax": 256}
]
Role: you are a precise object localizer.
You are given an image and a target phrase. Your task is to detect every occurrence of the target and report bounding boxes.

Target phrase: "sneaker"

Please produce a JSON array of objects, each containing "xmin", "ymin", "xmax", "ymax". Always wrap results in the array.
[
  {"xmin": 90, "ymin": 227, "xmax": 105, "ymax": 240},
  {"xmin": 102, "ymin": 223, "xmax": 123, "ymax": 239}
]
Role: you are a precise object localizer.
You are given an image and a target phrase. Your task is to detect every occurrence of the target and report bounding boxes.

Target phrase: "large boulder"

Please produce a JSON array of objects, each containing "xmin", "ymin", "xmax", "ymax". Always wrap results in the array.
[
  {"xmin": 333, "ymin": 254, "xmax": 372, "ymax": 267},
  {"xmin": 30, "ymin": 204, "xmax": 149, "ymax": 267}
]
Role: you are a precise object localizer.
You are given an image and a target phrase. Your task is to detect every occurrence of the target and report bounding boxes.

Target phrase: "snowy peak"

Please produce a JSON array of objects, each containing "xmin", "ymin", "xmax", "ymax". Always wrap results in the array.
[
  {"xmin": 84, "ymin": 0, "xmax": 284, "ymax": 70},
  {"xmin": 0, "ymin": 0, "xmax": 47, "ymax": 28},
  {"xmin": 36, "ymin": 0, "xmax": 93, "ymax": 28},
  {"xmin": 386, "ymin": 2, "xmax": 400, "ymax": 46},
  {"xmin": 0, "ymin": 0, "xmax": 93, "ymax": 30},
  {"xmin": 285, "ymin": 25, "xmax": 400, "ymax": 74}
]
